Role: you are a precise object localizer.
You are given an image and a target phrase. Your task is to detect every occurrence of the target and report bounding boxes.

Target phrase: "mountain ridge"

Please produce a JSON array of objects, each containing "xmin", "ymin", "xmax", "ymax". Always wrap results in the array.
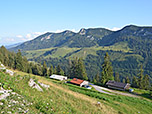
[
  {"xmin": 9, "ymin": 25, "xmax": 152, "ymax": 80},
  {"xmin": 10, "ymin": 25, "xmax": 152, "ymax": 52}
]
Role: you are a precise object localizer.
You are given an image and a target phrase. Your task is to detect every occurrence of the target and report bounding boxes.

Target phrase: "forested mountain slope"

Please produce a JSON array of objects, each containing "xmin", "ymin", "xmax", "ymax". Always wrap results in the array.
[
  {"xmin": 10, "ymin": 25, "xmax": 152, "ymax": 81},
  {"xmin": 10, "ymin": 28, "xmax": 112, "ymax": 51}
]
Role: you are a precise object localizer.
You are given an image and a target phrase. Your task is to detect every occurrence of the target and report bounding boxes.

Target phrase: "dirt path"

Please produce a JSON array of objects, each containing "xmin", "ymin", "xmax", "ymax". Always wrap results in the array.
[{"xmin": 90, "ymin": 84, "xmax": 140, "ymax": 98}]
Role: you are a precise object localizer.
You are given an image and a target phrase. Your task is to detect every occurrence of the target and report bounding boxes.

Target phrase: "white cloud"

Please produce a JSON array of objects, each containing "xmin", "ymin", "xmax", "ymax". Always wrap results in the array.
[
  {"xmin": 6, "ymin": 38, "xmax": 15, "ymax": 42},
  {"xmin": 26, "ymin": 34, "xmax": 32, "ymax": 38},
  {"xmin": 107, "ymin": 27, "xmax": 122, "ymax": 31},
  {"xmin": 111, "ymin": 27, "xmax": 121, "ymax": 31},
  {"xmin": 53, "ymin": 29, "xmax": 78, "ymax": 33},
  {"xmin": 54, "ymin": 29, "xmax": 65, "ymax": 33},
  {"xmin": 16, "ymin": 35, "xmax": 23, "ymax": 38},
  {"xmin": 0, "ymin": 28, "xmax": 79, "ymax": 46}
]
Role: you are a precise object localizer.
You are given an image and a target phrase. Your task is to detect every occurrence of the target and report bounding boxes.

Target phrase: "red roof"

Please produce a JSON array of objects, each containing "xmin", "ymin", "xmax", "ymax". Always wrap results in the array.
[{"xmin": 70, "ymin": 78, "xmax": 84, "ymax": 85}]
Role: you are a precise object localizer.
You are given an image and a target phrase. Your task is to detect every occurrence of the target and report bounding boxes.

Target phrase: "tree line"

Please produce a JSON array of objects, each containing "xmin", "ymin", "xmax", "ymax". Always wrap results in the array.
[
  {"xmin": 0, "ymin": 46, "xmax": 87, "ymax": 81},
  {"xmin": 0, "ymin": 46, "xmax": 64, "ymax": 77},
  {"xmin": 92, "ymin": 52, "xmax": 151, "ymax": 91},
  {"xmin": 0, "ymin": 46, "xmax": 151, "ymax": 91}
]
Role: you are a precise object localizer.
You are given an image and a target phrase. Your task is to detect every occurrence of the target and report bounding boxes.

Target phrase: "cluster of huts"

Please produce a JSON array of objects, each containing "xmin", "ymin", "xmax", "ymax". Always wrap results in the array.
[
  {"xmin": 50, "ymin": 74, "xmax": 130, "ymax": 91},
  {"xmin": 50, "ymin": 74, "xmax": 91, "ymax": 89}
]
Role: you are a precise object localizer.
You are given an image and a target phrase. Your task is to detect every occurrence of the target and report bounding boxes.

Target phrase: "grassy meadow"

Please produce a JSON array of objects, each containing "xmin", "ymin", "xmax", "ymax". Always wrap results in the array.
[
  {"xmin": 0, "ymin": 70, "xmax": 151, "ymax": 114},
  {"xmin": 23, "ymin": 42, "xmax": 134, "ymax": 60},
  {"xmin": 0, "ymin": 71, "xmax": 116, "ymax": 114}
]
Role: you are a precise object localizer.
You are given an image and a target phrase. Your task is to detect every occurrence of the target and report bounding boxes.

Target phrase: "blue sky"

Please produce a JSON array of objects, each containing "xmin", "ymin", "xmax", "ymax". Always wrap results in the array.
[{"xmin": 0, "ymin": 0, "xmax": 152, "ymax": 45}]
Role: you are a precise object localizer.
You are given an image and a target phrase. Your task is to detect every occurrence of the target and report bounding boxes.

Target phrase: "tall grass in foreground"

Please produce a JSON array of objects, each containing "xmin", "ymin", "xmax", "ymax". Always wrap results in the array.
[{"xmin": 0, "ymin": 72, "xmax": 114, "ymax": 114}]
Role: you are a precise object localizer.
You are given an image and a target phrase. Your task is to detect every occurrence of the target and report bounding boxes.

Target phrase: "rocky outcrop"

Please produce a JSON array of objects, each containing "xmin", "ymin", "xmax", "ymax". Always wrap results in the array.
[
  {"xmin": 38, "ymin": 82, "xmax": 50, "ymax": 89},
  {"xmin": 28, "ymin": 78, "xmax": 43, "ymax": 91}
]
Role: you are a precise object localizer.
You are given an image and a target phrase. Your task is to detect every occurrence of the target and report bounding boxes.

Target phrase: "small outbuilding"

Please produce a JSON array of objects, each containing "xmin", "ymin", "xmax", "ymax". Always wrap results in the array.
[
  {"xmin": 106, "ymin": 80, "xmax": 130, "ymax": 91},
  {"xmin": 50, "ymin": 74, "xmax": 67, "ymax": 81},
  {"xmin": 70, "ymin": 78, "xmax": 89, "ymax": 87}
]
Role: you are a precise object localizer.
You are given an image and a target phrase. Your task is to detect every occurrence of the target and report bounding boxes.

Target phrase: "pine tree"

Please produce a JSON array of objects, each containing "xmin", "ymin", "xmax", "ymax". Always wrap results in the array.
[
  {"xmin": 22, "ymin": 56, "xmax": 29, "ymax": 72},
  {"xmin": 150, "ymin": 90, "xmax": 152, "ymax": 97},
  {"xmin": 122, "ymin": 78, "xmax": 126, "ymax": 83},
  {"xmin": 126, "ymin": 76, "xmax": 130, "ymax": 83},
  {"xmin": 101, "ymin": 52, "xmax": 114, "ymax": 85},
  {"xmin": 56, "ymin": 65, "xmax": 61, "ymax": 75},
  {"xmin": 94, "ymin": 72, "xmax": 100, "ymax": 83},
  {"xmin": 15, "ymin": 50, "xmax": 23, "ymax": 71},
  {"xmin": 143, "ymin": 74, "xmax": 150, "ymax": 90},
  {"xmin": 114, "ymin": 72, "xmax": 120, "ymax": 82},
  {"xmin": 132, "ymin": 76, "xmax": 138, "ymax": 88},
  {"xmin": 32, "ymin": 64, "xmax": 39, "ymax": 75},
  {"xmin": 69, "ymin": 57, "xmax": 79, "ymax": 78},
  {"xmin": 54, "ymin": 66, "xmax": 57, "ymax": 74},
  {"xmin": 60, "ymin": 69, "xmax": 65, "ymax": 76},
  {"xmin": 49, "ymin": 65, "xmax": 54, "ymax": 76},
  {"xmin": 37, "ymin": 64, "xmax": 43, "ymax": 76},
  {"xmin": 27, "ymin": 63, "xmax": 32, "ymax": 74},
  {"xmin": 68, "ymin": 57, "xmax": 87, "ymax": 80},
  {"xmin": 56, "ymin": 65, "xmax": 65, "ymax": 75},
  {"xmin": 93, "ymin": 78, "xmax": 97, "ymax": 84},
  {"xmin": 77, "ymin": 58, "xmax": 88, "ymax": 80},
  {"xmin": 42, "ymin": 61, "xmax": 48, "ymax": 76},
  {"xmin": 138, "ymin": 65, "xmax": 144, "ymax": 89}
]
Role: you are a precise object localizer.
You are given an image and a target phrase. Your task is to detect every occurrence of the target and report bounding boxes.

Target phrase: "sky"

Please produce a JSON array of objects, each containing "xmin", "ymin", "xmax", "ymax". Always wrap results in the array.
[{"xmin": 0, "ymin": 0, "xmax": 152, "ymax": 46}]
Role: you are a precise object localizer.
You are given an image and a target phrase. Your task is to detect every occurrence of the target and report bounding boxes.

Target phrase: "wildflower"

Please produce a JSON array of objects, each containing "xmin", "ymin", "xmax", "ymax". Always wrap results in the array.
[{"xmin": 8, "ymin": 105, "xmax": 11, "ymax": 107}]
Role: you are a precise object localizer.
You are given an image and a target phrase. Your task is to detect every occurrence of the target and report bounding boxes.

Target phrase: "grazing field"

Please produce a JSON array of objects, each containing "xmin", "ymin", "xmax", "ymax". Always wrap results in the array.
[
  {"xmin": 23, "ymin": 42, "xmax": 132, "ymax": 60},
  {"xmin": 1, "ymin": 70, "xmax": 150, "ymax": 114},
  {"xmin": 0, "ymin": 71, "xmax": 116, "ymax": 114}
]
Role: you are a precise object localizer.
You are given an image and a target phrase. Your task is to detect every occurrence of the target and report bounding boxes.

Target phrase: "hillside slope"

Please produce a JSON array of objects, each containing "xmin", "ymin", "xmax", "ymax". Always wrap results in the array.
[
  {"xmin": 1, "ymin": 69, "xmax": 152, "ymax": 114},
  {"xmin": 0, "ymin": 71, "xmax": 115, "ymax": 114}
]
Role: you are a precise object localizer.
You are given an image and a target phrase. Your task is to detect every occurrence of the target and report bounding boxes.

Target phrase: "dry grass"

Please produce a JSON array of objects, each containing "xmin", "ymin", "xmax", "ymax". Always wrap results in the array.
[{"xmin": 15, "ymin": 70, "xmax": 117, "ymax": 114}]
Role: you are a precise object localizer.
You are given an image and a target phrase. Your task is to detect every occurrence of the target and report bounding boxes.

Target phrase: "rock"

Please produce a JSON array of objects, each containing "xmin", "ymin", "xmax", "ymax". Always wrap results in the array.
[
  {"xmin": 0, "ymin": 93, "xmax": 10, "ymax": 100},
  {"xmin": 38, "ymin": 82, "xmax": 50, "ymax": 89},
  {"xmin": 0, "ymin": 102, "xmax": 3, "ymax": 105},
  {"xmin": 6, "ymin": 69, "xmax": 14, "ymax": 76},
  {"xmin": 28, "ymin": 79, "xmax": 43, "ymax": 91}
]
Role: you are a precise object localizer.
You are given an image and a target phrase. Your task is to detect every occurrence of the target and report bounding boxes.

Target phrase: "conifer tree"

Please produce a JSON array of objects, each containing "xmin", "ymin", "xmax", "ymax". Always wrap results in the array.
[
  {"xmin": 56, "ymin": 65, "xmax": 65, "ymax": 75},
  {"xmin": 49, "ymin": 65, "xmax": 54, "ymax": 76},
  {"xmin": 143, "ymin": 74, "xmax": 150, "ymax": 90},
  {"xmin": 94, "ymin": 72, "xmax": 100, "ymax": 83},
  {"xmin": 132, "ymin": 76, "xmax": 138, "ymax": 88},
  {"xmin": 42, "ymin": 61, "xmax": 48, "ymax": 76},
  {"xmin": 32, "ymin": 64, "xmax": 39, "ymax": 75},
  {"xmin": 69, "ymin": 57, "xmax": 79, "ymax": 78},
  {"xmin": 114, "ymin": 72, "xmax": 120, "ymax": 82},
  {"xmin": 101, "ymin": 52, "xmax": 114, "ymax": 85},
  {"xmin": 60, "ymin": 69, "xmax": 65, "ymax": 76},
  {"xmin": 54, "ymin": 66, "xmax": 57, "ymax": 74},
  {"xmin": 126, "ymin": 76, "xmax": 130, "ymax": 83},
  {"xmin": 93, "ymin": 78, "xmax": 97, "ymax": 84},
  {"xmin": 122, "ymin": 78, "xmax": 126, "ymax": 83},
  {"xmin": 15, "ymin": 50, "xmax": 23, "ymax": 71},
  {"xmin": 77, "ymin": 58, "xmax": 88, "ymax": 80},
  {"xmin": 27, "ymin": 66, "xmax": 32, "ymax": 74},
  {"xmin": 37, "ymin": 64, "xmax": 43, "ymax": 76},
  {"xmin": 56, "ymin": 65, "xmax": 62, "ymax": 75},
  {"xmin": 138, "ymin": 65, "xmax": 144, "ymax": 89},
  {"xmin": 96, "ymin": 72, "xmax": 100, "ymax": 83}
]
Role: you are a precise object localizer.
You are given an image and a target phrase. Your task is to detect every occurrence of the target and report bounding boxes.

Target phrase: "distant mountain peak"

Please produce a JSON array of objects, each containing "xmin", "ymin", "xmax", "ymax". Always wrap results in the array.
[{"xmin": 79, "ymin": 28, "xmax": 87, "ymax": 35}]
